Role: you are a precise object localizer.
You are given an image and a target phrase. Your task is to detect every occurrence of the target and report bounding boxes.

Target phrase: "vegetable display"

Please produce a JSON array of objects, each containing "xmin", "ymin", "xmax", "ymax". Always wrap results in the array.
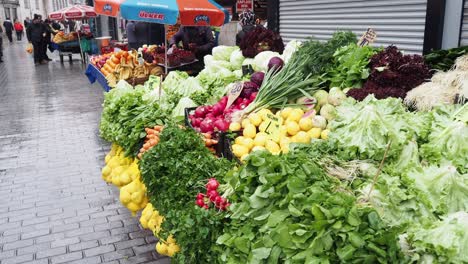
[{"xmin": 95, "ymin": 35, "xmax": 468, "ymax": 263}]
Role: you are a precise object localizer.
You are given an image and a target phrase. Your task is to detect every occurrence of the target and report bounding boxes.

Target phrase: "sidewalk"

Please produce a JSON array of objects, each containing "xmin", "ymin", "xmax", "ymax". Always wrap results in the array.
[{"xmin": 0, "ymin": 42, "xmax": 169, "ymax": 264}]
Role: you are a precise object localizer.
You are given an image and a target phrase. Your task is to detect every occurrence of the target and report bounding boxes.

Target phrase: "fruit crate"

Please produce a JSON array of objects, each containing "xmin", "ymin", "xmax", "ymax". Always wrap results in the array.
[
  {"xmin": 184, "ymin": 107, "xmax": 224, "ymax": 157},
  {"xmin": 221, "ymin": 133, "xmax": 241, "ymax": 163}
]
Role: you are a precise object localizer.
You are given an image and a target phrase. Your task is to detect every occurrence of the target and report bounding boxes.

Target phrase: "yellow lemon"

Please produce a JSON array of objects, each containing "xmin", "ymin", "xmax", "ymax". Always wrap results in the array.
[
  {"xmin": 156, "ymin": 242, "xmax": 168, "ymax": 256},
  {"xmin": 265, "ymin": 140, "xmax": 281, "ymax": 154},
  {"xmin": 240, "ymin": 154, "xmax": 249, "ymax": 161},
  {"xmin": 258, "ymin": 120, "xmax": 270, "ymax": 133},
  {"xmin": 280, "ymin": 107, "xmax": 293, "ymax": 119},
  {"xmin": 229, "ymin": 122, "xmax": 241, "ymax": 131},
  {"xmin": 254, "ymin": 132, "xmax": 268, "ymax": 147},
  {"xmin": 232, "ymin": 144, "xmax": 249, "ymax": 158},
  {"xmin": 166, "ymin": 243, "xmax": 180, "ymax": 257},
  {"xmin": 167, "ymin": 235, "xmax": 176, "ymax": 244},
  {"xmin": 240, "ymin": 138, "xmax": 254, "ymax": 150},
  {"xmin": 248, "ymin": 113, "xmax": 262, "ymax": 127},
  {"xmin": 243, "ymin": 124, "xmax": 257, "ymax": 139},
  {"xmin": 295, "ymin": 131, "xmax": 311, "ymax": 143},
  {"xmin": 258, "ymin": 109, "xmax": 273, "ymax": 121},
  {"xmin": 299, "ymin": 118, "xmax": 313, "ymax": 131},
  {"xmin": 235, "ymin": 136, "xmax": 246, "ymax": 145},
  {"xmin": 286, "ymin": 121, "xmax": 300, "ymax": 136},
  {"xmin": 321, "ymin": 129, "xmax": 330, "ymax": 140},
  {"xmin": 281, "ymin": 144, "xmax": 290, "ymax": 153},
  {"xmin": 252, "ymin": 146, "xmax": 266, "ymax": 152},
  {"xmin": 280, "ymin": 137, "xmax": 291, "ymax": 148},
  {"xmin": 287, "ymin": 108, "xmax": 304, "ymax": 122},
  {"xmin": 241, "ymin": 119, "xmax": 251, "ymax": 128},
  {"xmin": 308, "ymin": 127, "xmax": 322, "ymax": 139}
]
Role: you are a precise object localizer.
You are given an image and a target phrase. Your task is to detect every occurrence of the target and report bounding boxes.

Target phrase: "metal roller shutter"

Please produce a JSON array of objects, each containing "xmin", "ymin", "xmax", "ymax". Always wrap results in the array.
[
  {"xmin": 279, "ymin": 0, "xmax": 428, "ymax": 54},
  {"xmin": 461, "ymin": 1, "xmax": 468, "ymax": 46}
]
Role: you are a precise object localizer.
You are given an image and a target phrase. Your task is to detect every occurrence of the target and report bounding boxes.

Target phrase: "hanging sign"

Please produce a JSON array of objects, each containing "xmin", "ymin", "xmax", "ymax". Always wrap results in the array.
[
  {"xmin": 357, "ymin": 28, "xmax": 377, "ymax": 47},
  {"xmin": 237, "ymin": 0, "xmax": 253, "ymax": 12},
  {"xmin": 264, "ymin": 113, "xmax": 282, "ymax": 143}
]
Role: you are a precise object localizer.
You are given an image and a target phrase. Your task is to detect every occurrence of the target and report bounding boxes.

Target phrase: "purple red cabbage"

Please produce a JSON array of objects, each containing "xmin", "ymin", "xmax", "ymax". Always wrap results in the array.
[{"xmin": 347, "ymin": 46, "xmax": 431, "ymax": 101}]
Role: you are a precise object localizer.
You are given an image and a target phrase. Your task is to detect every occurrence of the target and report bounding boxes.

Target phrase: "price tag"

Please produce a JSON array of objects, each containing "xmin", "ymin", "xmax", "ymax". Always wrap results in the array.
[
  {"xmin": 138, "ymin": 56, "xmax": 144, "ymax": 66},
  {"xmin": 225, "ymin": 82, "xmax": 244, "ymax": 110},
  {"xmin": 264, "ymin": 113, "xmax": 281, "ymax": 143},
  {"xmin": 357, "ymin": 28, "xmax": 377, "ymax": 47}
]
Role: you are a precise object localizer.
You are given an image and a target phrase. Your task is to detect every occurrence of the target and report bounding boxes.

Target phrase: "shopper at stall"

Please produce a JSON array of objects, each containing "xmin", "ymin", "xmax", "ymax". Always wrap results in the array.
[
  {"xmin": 26, "ymin": 14, "xmax": 47, "ymax": 65},
  {"xmin": 126, "ymin": 21, "xmax": 137, "ymax": 50},
  {"xmin": 14, "ymin": 19, "xmax": 24, "ymax": 41},
  {"xmin": 3, "ymin": 18, "xmax": 14, "ymax": 43},
  {"xmin": 42, "ymin": 19, "xmax": 54, "ymax": 60},
  {"xmin": 236, "ymin": 10, "xmax": 256, "ymax": 46},
  {"xmin": 170, "ymin": 26, "xmax": 215, "ymax": 60},
  {"xmin": 134, "ymin": 22, "xmax": 149, "ymax": 48}
]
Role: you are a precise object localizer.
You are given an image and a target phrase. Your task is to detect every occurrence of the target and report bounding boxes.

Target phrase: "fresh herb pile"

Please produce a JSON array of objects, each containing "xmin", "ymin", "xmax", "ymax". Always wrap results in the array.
[
  {"xmin": 239, "ymin": 26, "xmax": 285, "ymax": 58},
  {"xmin": 140, "ymin": 125, "xmax": 232, "ymax": 264},
  {"xmin": 347, "ymin": 46, "xmax": 431, "ymax": 100},
  {"xmin": 289, "ymin": 31, "xmax": 357, "ymax": 78},
  {"xmin": 322, "ymin": 43, "xmax": 380, "ymax": 88},
  {"xmin": 424, "ymin": 46, "xmax": 468, "ymax": 71},
  {"xmin": 216, "ymin": 149, "xmax": 403, "ymax": 263},
  {"xmin": 99, "ymin": 83, "xmax": 167, "ymax": 157}
]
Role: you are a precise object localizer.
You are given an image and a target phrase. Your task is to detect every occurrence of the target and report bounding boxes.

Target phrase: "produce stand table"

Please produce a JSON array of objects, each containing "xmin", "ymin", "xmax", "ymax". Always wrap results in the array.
[
  {"xmin": 157, "ymin": 59, "xmax": 200, "ymax": 76},
  {"xmin": 50, "ymin": 40, "xmax": 84, "ymax": 63},
  {"xmin": 85, "ymin": 64, "xmax": 111, "ymax": 92}
]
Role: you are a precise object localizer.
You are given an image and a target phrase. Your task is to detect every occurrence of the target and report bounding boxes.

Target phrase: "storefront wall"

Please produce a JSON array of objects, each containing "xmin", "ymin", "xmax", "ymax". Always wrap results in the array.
[
  {"xmin": 279, "ymin": 0, "xmax": 428, "ymax": 54},
  {"xmin": 461, "ymin": 0, "xmax": 468, "ymax": 46}
]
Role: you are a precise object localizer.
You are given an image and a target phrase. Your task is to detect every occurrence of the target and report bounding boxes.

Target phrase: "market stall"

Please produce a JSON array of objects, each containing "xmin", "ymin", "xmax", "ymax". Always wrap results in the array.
[
  {"xmin": 93, "ymin": 15, "xmax": 468, "ymax": 264},
  {"xmin": 49, "ymin": 4, "xmax": 98, "ymax": 63},
  {"xmin": 87, "ymin": 0, "xmax": 229, "ymax": 91}
]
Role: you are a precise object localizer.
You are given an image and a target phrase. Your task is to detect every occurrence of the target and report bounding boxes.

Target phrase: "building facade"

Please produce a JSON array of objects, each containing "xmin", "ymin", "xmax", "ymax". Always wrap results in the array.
[{"xmin": 0, "ymin": 0, "xmax": 47, "ymax": 23}]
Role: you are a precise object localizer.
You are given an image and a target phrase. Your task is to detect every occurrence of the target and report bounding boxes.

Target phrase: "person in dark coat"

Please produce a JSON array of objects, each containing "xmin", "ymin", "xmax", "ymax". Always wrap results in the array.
[
  {"xmin": 24, "ymin": 17, "xmax": 31, "ymax": 29},
  {"xmin": 147, "ymin": 23, "xmax": 165, "ymax": 46},
  {"xmin": 42, "ymin": 19, "xmax": 53, "ymax": 60},
  {"xmin": 0, "ymin": 23, "xmax": 3, "ymax": 63},
  {"xmin": 236, "ymin": 10, "xmax": 256, "ymax": 46},
  {"xmin": 170, "ymin": 26, "xmax": 215, "ymax": 60},
  {"xmin": 134, "ymin": 22, "xmax": 148, "ymax": 48},
  {"xmin": 3, "ymin": 18, "xmax": 14, "ymax": 43},
  {"xmin": 126, "ymin": 21, "xmax": 137, "ymax": 50},
  {"xmin": 26, "ymin": 14, "xmax": 47, "ymax": 65}
]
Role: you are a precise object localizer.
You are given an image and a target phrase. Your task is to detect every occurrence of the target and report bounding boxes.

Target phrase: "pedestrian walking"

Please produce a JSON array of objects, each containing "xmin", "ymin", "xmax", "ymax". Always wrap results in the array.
[
  {"xmin": 24, "ymin": 17, "xmax": 31, "ymax": 29},
  {"xmin": 3, "ymin": 18, "xmax": 14, "ymax": 43},
  {"xmin": 26, "ymin": 14, "xmax": 48, "ymax": 65},
  {"xmin": 14, "ymin": 19, "xmax": 24, "ymax": 41},
  {"xmin": 0, "ymin": 24, "xmax": 3, "ymax": 63}
]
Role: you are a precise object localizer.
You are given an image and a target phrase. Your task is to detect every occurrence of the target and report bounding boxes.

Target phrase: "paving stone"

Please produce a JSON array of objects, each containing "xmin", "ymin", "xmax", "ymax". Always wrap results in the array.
[
  {"xmin": 0, "ymin": 44, "xmax": 160, "ymax": 264},
  {"xmin": 50, "ymin": 251, "xmax": 84, "ymax": 264}
]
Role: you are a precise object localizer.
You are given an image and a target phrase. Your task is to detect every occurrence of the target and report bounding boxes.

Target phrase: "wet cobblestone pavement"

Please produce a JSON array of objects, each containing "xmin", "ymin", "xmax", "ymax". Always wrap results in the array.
[{"xmin": 0, "ymin": 42, "xmax": 169, "ymax": 264}]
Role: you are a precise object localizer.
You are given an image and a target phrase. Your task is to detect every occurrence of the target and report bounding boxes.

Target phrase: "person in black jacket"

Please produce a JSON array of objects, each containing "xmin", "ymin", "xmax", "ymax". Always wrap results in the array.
[
  {"xmin": 3, "ymin": 18, "xmax": 14, "ymax": 43},
  {"xmin": 236, "ymin": 10, "xmax": 256, "ymax": 46},
  {"xmin": 26, "ymin": 14, "xmax": 47, "ymax": 65}
]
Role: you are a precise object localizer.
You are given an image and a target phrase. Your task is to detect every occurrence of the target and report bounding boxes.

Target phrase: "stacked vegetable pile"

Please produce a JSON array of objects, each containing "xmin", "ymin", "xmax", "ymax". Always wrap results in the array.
[
  {"xmin": 96, "ymin": 32, "xmax": 468, "ymax": 263},
  {"xmin": 347, "ymin": 46, "xmax": 431, "ymax": 100}
]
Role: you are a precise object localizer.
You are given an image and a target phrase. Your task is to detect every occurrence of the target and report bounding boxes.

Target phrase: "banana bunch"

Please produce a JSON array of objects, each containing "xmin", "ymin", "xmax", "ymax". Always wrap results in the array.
[
  {"xmin": 112, "ymin": 159, "xmax": 140, "ymax": 187},
  {"xmin": 119, "ymin": 177, "xmax": 148, "ymax": 216},
  {"xmin": 105, "ymin": 73, "xmax": 118, "ymax": 88},
  {"xmin": 132, "ymin": 65, "xmax": 147, "ymax": 79},
  {"xmin": 156, "ymin": 235, "xmax": 181, "ymax": 257},
  {"xmin": 140, "ymin": 203, "xmax": 164, "ymax": 234}
]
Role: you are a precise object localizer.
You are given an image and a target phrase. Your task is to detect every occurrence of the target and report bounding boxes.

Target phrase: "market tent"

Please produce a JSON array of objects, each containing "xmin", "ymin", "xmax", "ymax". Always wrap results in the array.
[
  {"xmin": 94, "ymin": 0, "xmax": 230, "ymax": 74},
  {"xmin": 94, "ymin": 0, "xmax": 229, "ymax": 26},
  {"xmin": 49, "ymin": 5, "xmax": 97, "ymax": 21},
  {"xmin": 48, "ymin": 4, "xmax": 98, "ymax": 63}
]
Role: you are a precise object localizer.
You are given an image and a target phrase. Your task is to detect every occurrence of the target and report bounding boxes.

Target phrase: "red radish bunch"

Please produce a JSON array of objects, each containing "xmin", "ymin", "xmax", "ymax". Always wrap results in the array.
[
  {"xmin": 195, "ymin": 178, "xmax": 230, "ymax": 211},
  {"xmin": 189, "ymin": 83, "xmax": 259, "ymax": 134}
]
